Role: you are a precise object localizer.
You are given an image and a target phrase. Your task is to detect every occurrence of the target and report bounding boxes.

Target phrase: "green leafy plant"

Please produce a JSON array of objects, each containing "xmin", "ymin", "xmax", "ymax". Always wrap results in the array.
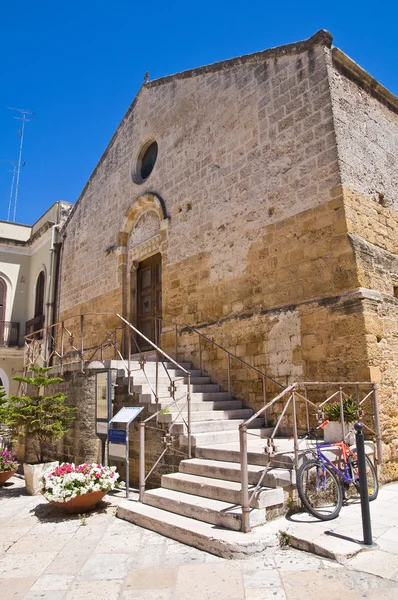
[
  {"xmin": 0, "ymin": 366, "xmax": 76, "ymax": 463},
  {"xmin": 323, "ymin": 396, "xmax": 358, "ymax": 424},
  {"xmin": 277, "ymin": 530, "xmax": 291, "ymax": 548}
]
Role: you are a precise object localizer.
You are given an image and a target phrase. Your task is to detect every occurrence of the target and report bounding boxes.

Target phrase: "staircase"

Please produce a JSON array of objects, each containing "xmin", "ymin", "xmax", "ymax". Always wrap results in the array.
[{"xmin": 113, "ymin": 355, "xmax": 296, "ymax": 556}]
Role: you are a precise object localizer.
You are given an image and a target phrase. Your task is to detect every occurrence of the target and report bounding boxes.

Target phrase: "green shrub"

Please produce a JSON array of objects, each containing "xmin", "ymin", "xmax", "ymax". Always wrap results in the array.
[{"xmin": 323, "ymin": 396, "xmax": 358, "ymax": 424}]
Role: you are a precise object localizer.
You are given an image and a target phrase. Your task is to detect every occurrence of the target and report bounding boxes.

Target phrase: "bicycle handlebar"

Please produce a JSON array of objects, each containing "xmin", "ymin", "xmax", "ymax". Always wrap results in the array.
[{"xmin": 298, "ymin": 420, "xmax": 330, "ymax": 439}]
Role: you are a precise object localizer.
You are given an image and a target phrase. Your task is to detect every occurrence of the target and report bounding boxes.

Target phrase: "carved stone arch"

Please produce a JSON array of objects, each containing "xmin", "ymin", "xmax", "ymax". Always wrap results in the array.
[
  {"xmin": 118, "ymin": 193, "xmax": 168, "ymax": 243},
  {"xmin": 116, "ymin": 193, "xmax": 169, "ymax": 337}
]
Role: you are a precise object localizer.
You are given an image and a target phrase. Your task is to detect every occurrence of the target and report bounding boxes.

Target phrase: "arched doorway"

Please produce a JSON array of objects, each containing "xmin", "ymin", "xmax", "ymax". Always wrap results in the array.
[{"xmin": 117, "ymin": 193, "xmax": 169, "ymax": 352}]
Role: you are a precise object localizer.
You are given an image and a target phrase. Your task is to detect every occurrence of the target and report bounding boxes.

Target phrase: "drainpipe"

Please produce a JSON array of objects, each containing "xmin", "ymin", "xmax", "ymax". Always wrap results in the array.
[{"xmin": 44, "ymin": 203, "xmax": 61, "ymax": 363}]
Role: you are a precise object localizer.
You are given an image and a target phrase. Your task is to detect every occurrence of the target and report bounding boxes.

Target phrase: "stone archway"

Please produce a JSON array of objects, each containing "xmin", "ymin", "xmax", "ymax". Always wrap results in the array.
[{"xmin": 117, "ymin": 193, "xmax": 169, "ymax": 342}]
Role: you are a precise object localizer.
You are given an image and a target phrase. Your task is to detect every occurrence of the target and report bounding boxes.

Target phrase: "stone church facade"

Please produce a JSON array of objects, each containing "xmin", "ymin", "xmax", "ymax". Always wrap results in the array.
[{"xmin": 57, "ymin": 30, "xmax": 398, "ymax": 478}]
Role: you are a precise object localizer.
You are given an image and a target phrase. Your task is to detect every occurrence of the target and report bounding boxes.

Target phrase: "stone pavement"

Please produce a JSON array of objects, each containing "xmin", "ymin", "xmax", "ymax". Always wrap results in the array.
[{"xmin": 1, "ymin": 475, "xmax": 398, "ymax": 600}]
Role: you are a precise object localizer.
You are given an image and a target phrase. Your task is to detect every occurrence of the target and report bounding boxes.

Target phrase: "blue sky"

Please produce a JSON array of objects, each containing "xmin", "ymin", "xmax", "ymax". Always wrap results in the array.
[{"xmin": 1, "ymin": 1, "xmax": 397, "ymax": 225}]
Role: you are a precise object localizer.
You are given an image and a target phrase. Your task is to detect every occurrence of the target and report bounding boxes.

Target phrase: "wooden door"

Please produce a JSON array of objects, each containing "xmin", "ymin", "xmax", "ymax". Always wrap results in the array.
[{"xmin": 137, "ymin": 254, "xmax": 162, "ymax": 349}]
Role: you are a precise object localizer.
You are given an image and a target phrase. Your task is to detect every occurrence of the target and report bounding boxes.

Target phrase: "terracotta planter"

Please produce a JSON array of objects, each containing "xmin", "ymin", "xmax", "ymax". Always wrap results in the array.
[
  {"xmin": 48, "ymin": 490, "xmax": 107, "ymax": 514},
  {"xmin": 23, "ymin": 462, "xmax": 59, "ymax": 495},
  {"xmin": 0, "ymin": 469, "xmax": 17, "ymax": 486}
]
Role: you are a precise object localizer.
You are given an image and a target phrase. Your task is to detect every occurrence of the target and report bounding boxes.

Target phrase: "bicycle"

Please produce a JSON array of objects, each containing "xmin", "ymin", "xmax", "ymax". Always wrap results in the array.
[{"xmin": 296, "ymin": 420, "xmax": 378, "ymax": 521}]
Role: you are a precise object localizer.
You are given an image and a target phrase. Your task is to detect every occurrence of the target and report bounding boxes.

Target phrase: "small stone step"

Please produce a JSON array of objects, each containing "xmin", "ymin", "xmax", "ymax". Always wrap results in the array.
[
  {"xmin": 152, "ymin": 400, "xmax": 244, "ymax": 413},
  {"xmin": 158, "ymin": 409, "xmax": 253, "ymax": 424},
  {"xmin": 171, "ymin": 418, "xmax": 264, "ymax": 435},
  {"xmin": 180, "ymin": 427, "xmax": 267, "ymax": 447},
  {"xmin": 130, "ymin": 383, "xmax": 221, "ymax": 394},
  {"xmin": 143, "ymin": 488, "xmax": 267, "ymax": 531},
  {"xmin": 161, "ymin": 472, "xmax": 284, "ymax": 508},
  {"xmin": 195, "ymin": 443, "xmax": 276, "ymax": 466},
  {"xmin": 117, "ymin": 501, "xmax": 280, "ymax": 558},
  {"xmin": 179, "ymin": 458, "xmax": 295, "ymax": 488},
  {"xmin": 130, "ymin": 358, "xmax": 193, "ymax": 371}
]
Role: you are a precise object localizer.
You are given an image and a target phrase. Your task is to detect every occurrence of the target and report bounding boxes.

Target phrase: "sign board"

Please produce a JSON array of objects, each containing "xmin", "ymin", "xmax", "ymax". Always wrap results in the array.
[
  {"xmin": 109, "ymin": 407, "xmax": 144, "ymax": 425},
  {"xmin": 107, "ymin": 406, "xmax": 144, "ymax": 498},
  {"xmin": 108, "ymin": 428, "xmax": 127, "ymax": 444}
]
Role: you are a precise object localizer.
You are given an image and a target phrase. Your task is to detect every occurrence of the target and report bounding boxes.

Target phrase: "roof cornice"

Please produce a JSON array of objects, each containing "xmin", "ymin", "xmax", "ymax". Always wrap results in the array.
[{"xmin": 332, "ymin": 47, "xmax": 398, "ymax": 115}]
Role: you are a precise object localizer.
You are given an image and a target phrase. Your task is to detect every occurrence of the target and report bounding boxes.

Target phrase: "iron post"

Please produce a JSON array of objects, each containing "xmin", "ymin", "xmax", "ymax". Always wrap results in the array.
[{"xmin": 354, "ymin": 422, "xmax": 373, "ymax": 546}]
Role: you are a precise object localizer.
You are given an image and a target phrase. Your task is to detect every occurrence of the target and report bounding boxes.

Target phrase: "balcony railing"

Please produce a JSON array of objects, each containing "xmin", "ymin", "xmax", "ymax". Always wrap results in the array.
[
  {"xmin": 0, "ymin": 321, "xmax": 20, "ymax": 347},
  {"xmin": 25, "ymin": 315, "xmax": 45, "ymax": 338}
]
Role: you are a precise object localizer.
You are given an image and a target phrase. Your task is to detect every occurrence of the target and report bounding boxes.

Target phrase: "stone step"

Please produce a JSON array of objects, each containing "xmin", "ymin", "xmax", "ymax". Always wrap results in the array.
[
  {"xmin": 170, "ymin": 418, "xmax": 264, "ymax": 435},
  {"xmin": 142, "ymin": 488, "xmax": 267, "ymax": 531},
  {"xmin": 152, "ymin": 400, "xmax": 244, "ymax": 413},
  {"xmin": 116, "ymin": 501, "xmax": 280, "ymax": 558},
  {"xmin": 194, "ymin": 444, "xmax": 281, "ymax": 467},
  {"xmin": 130, "ymin": 382, "xmax": 221, "ymax": 393},
  {"xmin": 179, "ymin": 458, "xmax": 295, "ymax": 488},
  {"xmin": 161, "ymin": 472, "xmax": 284, "ymax": 508},
  {"xmin": 130, "ymin": 358, "xmax": 193, "ymax": 371},
  {"xmin": 180, "ymin": 427, "xmax": 270, "ymax": 447},
  {"xmin": 139, "ymin": 391, "xmax": 232, "ymax": 405},
  {"xmin": 158, "ymin": 408, "xmax": 253, "ymax": 424},
  {"xmin": 125, "ymin": 375, "xmax": 212, "ymax": 385},
  {"xmin": 127, "ymin": 368, "xmax": 202, "ymax": 378}
]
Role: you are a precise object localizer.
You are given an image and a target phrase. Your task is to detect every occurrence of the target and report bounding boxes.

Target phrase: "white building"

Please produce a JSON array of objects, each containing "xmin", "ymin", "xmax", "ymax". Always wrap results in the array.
[{"xmin": 0, "ymin": 201, "xmax": 72, "ymax": 394}]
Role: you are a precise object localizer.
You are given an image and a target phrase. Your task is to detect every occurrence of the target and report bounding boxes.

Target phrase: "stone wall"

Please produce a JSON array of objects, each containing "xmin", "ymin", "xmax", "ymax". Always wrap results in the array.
[
  {"xmin": 328, "ymin": 50, "xmax": 398, "ymax": 211},
  {"xmin": 55, "ymin": 32, "xmax": 398, "ymax": 478}
]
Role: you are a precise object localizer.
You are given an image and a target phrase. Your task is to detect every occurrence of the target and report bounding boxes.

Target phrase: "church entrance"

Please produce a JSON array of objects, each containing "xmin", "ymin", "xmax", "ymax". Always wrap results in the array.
[{"xmin": 136, "ymin": 253, "xmax": 162, "ymax": 350}]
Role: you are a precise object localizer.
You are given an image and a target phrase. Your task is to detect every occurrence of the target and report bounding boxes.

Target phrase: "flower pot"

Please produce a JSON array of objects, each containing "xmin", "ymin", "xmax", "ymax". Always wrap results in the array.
[
  {"xmin": 23, "ymin": 462, "xmax": 59, "ymax": 495},
  {"xmin": 48, "ymin": 490, "xmax": 107, "ymax": 514},
  {"xmin": 0, "ymin": 469, "xmax": 17, "ymax": 486},
  {"xmin": 324, "ymin": 421, "xmax": 354, "ymax": 444}
]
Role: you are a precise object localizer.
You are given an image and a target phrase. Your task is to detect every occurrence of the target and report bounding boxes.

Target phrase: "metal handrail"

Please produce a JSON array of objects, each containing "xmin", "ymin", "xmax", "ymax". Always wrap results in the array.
[
  {"xmin": 155, "ymin": 315, "xmax": 284, "ymax": 389},
  {"xmin": 23, "ymin": 312, "xmax": 193, "ymax": 501},
  {"xmin": 238, "ymin": 380, "xmax": 382, "ymax": 533}
]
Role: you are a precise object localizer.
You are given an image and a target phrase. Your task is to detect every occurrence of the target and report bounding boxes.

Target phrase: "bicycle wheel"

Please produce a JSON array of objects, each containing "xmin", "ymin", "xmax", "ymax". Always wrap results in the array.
[
  {"xmin": 352, "ymin": 455, "xmax": 379, "ymax": 501},
  {"xmin": 297, "ymin": 459, "xmax": 343, "ymax": 520}
]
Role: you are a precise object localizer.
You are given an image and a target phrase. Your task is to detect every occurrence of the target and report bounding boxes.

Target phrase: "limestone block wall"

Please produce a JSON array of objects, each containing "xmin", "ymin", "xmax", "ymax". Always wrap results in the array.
[
  {"xmin": 328, "ymin": 50, "xmax": 398, "ymax": 211},
  {"xmin": 58, "ymin": 32, "xmax": 339, "ymax": 334}
]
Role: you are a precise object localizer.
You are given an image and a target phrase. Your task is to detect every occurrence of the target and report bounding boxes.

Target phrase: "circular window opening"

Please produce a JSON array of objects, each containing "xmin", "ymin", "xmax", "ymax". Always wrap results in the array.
[{"xmin": 136, "ymin": 140, "xmax": 158, "ymax": 182}]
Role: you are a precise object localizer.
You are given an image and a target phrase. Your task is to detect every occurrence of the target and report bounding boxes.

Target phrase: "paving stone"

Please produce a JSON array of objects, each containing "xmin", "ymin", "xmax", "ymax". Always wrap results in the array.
[
  {"xmin": 24, "ymin": 591, "xmax": 66, "ymax": 600},
  {"xmin": 77, "ymin": 553, "xmax": 134, "ymax": 580},
  {"xmin": 347, "ymin": 550, "xmax": 398, "ymax": 579},
  {"xmin": 242, "ymin": 566, "xmax": 282, "ymax": 589},
  {"xmin": 0, "ymin": 577, "xmax": 36, "ymax": 600},
  {"xmin": 163, "ymin": 542, "xmax": 207, "ymax": 565},
  {"xmin": 64, "ymin": 580, "xmax": 123, "ymax": 600},
  {"xmin": 29, "ymin": 573, "xmax": 75, "ymax": 591},
  {"xmin": 173, "ymin": 562, "xmax": 245, "ymax": 600},
  {"xmin": 7, "ymin": 534, "xmax": 72, "ymax": 554},
  {"xmin": 0, "ymin": 524, "xmax": 35, "ymax": 542},
  {"xmin": 274, "ymin": 549, "xmax": 322, "ymax": 571},
  {"xmin": 0, "ymin": 552, "xmax": 57, "ymax": 578},
  {"xmin": 245, "ymin": 589, "xmax": 287, "ymax": 600},
  {"xmin": 282, "ymin": 570, "xmax": 363, "ymax": 600},
  {"xmin": 93, "ymin": 530, "xmax": 142, "ymax": 554},
  {"xmin": 122, "ymin": 590, "xmax": 173, "ymax": 600},
  {"xmin": 135, "ymin": 544, "xmax": 166, "ymax": 568},
  {"xmin": 125, "ymin": 566, "xmax": 178, "ymax": 590}
]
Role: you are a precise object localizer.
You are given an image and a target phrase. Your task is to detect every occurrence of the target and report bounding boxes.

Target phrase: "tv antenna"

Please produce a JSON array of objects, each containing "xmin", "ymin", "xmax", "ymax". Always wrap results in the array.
[{"xmin": 6, "ymin": 107, "xmax": 35, "ymax": 221}]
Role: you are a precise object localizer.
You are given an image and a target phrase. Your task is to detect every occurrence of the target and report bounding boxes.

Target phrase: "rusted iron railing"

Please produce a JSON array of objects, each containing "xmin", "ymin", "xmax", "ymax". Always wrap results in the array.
[{"xmin": 238, "ymin": 381, "xmax": 382, "ymax": 532}]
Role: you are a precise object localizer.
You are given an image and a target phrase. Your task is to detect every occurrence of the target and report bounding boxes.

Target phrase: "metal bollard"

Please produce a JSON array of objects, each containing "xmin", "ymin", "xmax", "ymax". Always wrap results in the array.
[{"xmin": 354, "ymin": 422, "xmax": 373, "ymax": 546}]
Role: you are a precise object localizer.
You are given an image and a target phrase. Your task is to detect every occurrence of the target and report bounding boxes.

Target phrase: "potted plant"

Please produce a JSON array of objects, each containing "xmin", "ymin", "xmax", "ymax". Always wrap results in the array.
[
  {"xmin": 0, "ymin": 365, "xmax": 76, "ymax": 495},
  {"xmin": 41, "ymin": 462, "xmax": 120, "ymax": 513},
  {"xmin": 0, "ymin": 449, "xmax": 18, "ymax": 486},
  {"xmin": 323, "ymin": 396, "xmax": 358, "ymax": 443}
]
